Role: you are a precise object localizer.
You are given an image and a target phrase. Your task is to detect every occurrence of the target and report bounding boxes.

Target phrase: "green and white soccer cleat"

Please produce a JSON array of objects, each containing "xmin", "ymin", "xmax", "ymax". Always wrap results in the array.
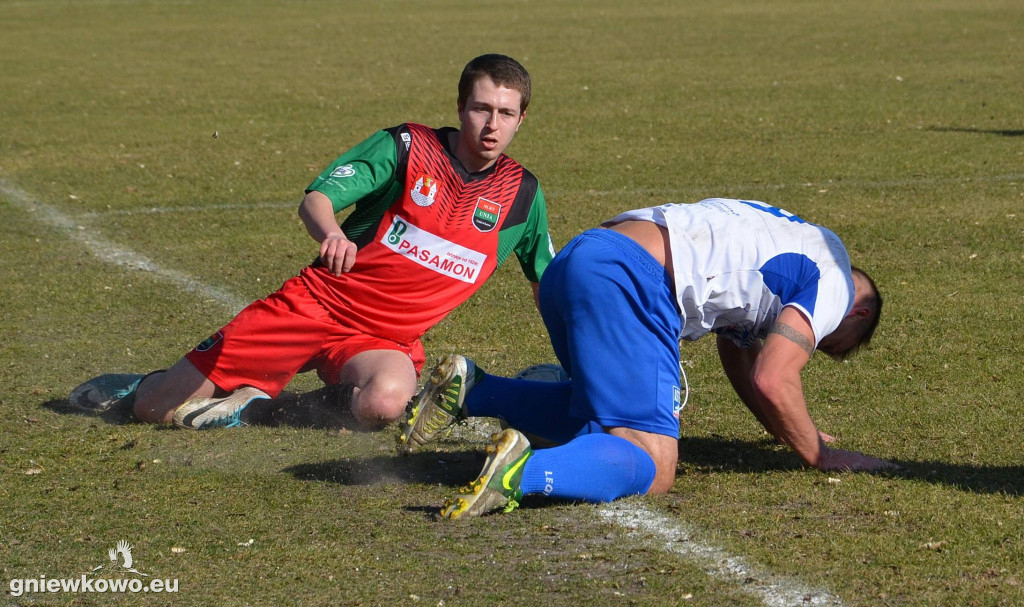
[
  {"xmin": 172, "ymin": 386, "xmax": 270, "ymax": 430},
  {"xmin": 441, "ymin": 428, "xmax": 533, "ymax": 519},
  {"xmin": 399, "ymin": 354, "xmax": 479, "ymax": 454},
  {"xmin": 69, "ymin": 373, "xmax": 145, "ymax": 414}
]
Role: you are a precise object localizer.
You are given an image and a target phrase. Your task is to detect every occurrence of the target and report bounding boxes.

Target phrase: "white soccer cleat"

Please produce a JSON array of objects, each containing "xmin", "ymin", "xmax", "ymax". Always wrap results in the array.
[{"xmin": 172, "ymin": 386, "xmax": 270, "ymax": 430}]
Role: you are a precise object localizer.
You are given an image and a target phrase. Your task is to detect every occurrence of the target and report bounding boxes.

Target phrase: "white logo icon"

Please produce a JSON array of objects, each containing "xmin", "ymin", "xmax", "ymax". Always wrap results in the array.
[
  {"xmin": 329, "ymin": 164, "xmax": 356, "ymax": 178},
  {"xmin": 109, "ymin": 540, "xmax": 133, "ymax": 570},
  {"xmin": 98, "ymin": 540, "xmax": 148, "ymax": 576}
]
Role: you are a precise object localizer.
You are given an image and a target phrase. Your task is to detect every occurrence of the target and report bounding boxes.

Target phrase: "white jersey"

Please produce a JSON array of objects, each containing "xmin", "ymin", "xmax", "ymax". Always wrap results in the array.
[{"xmin": 607, "ymin": 198, "xmax": 854, "ymax": 348}]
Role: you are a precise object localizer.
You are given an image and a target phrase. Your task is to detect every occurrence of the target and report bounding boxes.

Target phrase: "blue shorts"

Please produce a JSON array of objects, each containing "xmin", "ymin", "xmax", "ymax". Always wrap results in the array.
[{"xmin": 538, "ymin": 228, "xmax": 682, "ymax": 438}]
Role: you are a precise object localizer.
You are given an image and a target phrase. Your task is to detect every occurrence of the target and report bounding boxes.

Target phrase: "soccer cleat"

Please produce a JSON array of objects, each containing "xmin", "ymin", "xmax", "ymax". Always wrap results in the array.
[
  {"xmin": 69, "ymin": 374, "xmax": 145, "ymax": 414},
  {"xmin": 398, "ymin": 354, "xmax": 479, "ymax": 454},
  {"xmin": 172, "ymin": 386, "xmax": 270, "ymax": 430},
  {"xmin": 441, "ymin": 428, "xmax": 532, "ymax": 520}
]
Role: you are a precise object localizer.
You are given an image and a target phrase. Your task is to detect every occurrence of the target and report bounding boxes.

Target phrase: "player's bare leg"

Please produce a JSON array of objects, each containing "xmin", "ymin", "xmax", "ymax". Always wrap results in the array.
[
  {"xmin": 607, "ymin": 426, "xmax": 679, "ymax": 494},
  {"xmin": 133, "ymin": 358, "xmax": 217, "ymax": 424},
  {"xmin": 338, "ymin": 349, "xmax": 419, "ymax": 430}
]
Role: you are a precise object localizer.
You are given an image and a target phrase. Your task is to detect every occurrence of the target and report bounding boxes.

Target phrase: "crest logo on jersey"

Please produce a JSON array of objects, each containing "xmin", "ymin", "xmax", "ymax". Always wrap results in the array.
[
  {"xmin": 381, "ymin": 215, "xmax": 487, "ymax": 284},
  {"xmin": 330, "ymin": 164, "xmax": 356, "ymax": 178},
  {"xmin": 472, "ymin": 198, "xmax": 501, "ymax": 232},
  {"xmin": 410, "ymin": 173, "xmax": 438, "ymax": 207},
  {"xmin": 401, "ymin": 132, "xmax": 412, "ymax": 151}
]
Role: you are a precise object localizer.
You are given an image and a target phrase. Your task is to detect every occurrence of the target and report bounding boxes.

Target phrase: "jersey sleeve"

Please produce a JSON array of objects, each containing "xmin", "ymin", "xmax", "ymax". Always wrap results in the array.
[
  {"xmin": 513, "ymin": 185, "xmax": 556, "ymax": 283},
  {"xmin": 305, "ymin": 129, "xmax": 400, "ymax": 213},
  {"xmin": 801, "ymin": 267, "xmax": 854, "ymax": 347}
]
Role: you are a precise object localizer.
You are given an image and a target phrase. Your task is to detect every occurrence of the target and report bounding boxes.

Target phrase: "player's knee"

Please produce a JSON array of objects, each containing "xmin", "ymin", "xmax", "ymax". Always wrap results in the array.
[
  {"xmin": 643, "ymin": 448, "xmax": 678, "ymax": 495},
  {"xmin": 350, "ymin": 379, "xmax": 414, "ymax": 428},
  {"xmin": 608, "ymin": 427, "xmax": 678, "ymax": 496},
  {"xmin": 646, "ymin": 470, "xmax": 675, "ymax": 495}
]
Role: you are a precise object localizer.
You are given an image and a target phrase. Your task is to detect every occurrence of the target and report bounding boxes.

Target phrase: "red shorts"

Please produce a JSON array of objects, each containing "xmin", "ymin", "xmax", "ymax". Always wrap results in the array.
[{"xmin": 185, "ymin": 276, "xmax": 426, "ymax": 396}]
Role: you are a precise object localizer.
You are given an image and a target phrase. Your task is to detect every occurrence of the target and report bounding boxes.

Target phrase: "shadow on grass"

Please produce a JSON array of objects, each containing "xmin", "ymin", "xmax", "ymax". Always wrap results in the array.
[
  {"xmin": 678, "ymin": 435, "xmax": 1024, "ymax": 496},
  {"xmin": 246, "ymin": 385, "xmax": 362, "ymax": 430},
  {"xmin": 284, "ymin": 450, "xmax": 559, "ymax": 518},
  {"xmin": 678, "ymin": 434, "xmax": 803, "ymax": 473},
  {"xmin": 41, "ymin": 397, "xmax": 137, "ymax": 425},
  {"xmin": 41, "ymin": 384, "xmax": 364, "ymax": 430},
  {"xmin": 926, "ymin": 126, "xmax": 1024, "ymax": 137},
  {"xmin": 887, "ymin": 459, "xmax": 1024, "ymax": 497},
  {"xmin": 284, "ymin": 449, "xmax": 486, "ymax": 488}
]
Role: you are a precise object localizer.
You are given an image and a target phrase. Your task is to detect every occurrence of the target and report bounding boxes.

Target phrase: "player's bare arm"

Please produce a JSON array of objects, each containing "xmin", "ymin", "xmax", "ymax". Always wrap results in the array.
[
  {"xmin": 768, "ymin": 320, "xmax": 815, "ymax": 356},
  {"xmin": 755, "ymin": 307, "xmax": 894, "ymax": 471},
  {"xmin": 717, "ymin": 336, "xmax": 779, "ymax": 436},
  {"xmin": 751, "ymin": 307, "xmax": 828, "ymax": 466},
  {"xmin": 298, "ymin": 191, "xmax": 358, "ymax": 275},
  {"xmin": 719, "ymin": 334, "xmax": 838, "ymax": 444}
]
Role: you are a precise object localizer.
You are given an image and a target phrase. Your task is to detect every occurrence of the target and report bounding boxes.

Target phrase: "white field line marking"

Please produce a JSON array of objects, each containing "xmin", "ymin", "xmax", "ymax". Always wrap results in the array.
[
  {"xmin": 0, "ymin": 179, "xmax": 248, "ymax": 315},
  {"xmin": 600, "ymin": 503, "xmax": 843, "ymax": 607}
]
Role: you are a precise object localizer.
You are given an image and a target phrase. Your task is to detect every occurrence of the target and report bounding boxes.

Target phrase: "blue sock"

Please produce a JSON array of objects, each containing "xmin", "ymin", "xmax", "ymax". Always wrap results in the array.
[
  {"xmin": 465, "ymin": 373, "xmax": 599, "ymax": 445},
  {"xmin": 518, "ymin": 434, "xmax": 656, "ymax": 503}
]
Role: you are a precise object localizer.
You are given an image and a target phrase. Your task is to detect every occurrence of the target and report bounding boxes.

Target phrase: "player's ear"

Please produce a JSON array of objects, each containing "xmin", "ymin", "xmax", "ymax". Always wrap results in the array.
[{"xmin": 849, "ymin": 305, "xmax": 872, "ymax": 319}]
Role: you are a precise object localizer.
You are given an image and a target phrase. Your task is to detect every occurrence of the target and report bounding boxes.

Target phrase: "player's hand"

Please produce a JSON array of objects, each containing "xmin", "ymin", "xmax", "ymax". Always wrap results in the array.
[
  {"xmin": 319, "ymin": 233, "xmax": 357, "ymax": 276},
  {"xmin": 816, "ymin": 446, "xmax": 898, "ymax": 472},
  {"xmin": 818, "ymin": 429, "xmax": 837, "ymax": 443}
]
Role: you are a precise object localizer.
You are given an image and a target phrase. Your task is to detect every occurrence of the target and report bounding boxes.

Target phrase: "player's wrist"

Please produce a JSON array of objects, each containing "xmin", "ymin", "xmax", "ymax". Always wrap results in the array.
[{"xmin": 813, "ymin": 443, "xmax": 833, "ymax": 469}]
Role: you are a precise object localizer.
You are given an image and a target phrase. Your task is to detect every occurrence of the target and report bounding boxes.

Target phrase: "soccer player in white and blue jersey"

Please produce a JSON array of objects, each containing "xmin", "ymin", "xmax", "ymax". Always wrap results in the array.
[{"xmin": 402, "ymin": 198, "xmax": 896, "ymax": 518}]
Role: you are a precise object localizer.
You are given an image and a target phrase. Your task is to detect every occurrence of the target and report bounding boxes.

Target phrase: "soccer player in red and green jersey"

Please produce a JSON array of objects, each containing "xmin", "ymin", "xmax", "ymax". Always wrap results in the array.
[{"xmin": 70, "ymin": 54, "xmax": 555, "ymax": 431}]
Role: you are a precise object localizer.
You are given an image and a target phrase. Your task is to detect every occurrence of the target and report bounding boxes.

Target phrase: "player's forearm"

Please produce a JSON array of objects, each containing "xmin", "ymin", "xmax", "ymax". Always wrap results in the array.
[
  {"xmin": 752, "ymin": 374, "xmax": 824, "ymax": 467},
  {"xmin": 298, "ymin": 191, "xmax": 345, "ymax": 243},
  {"xmin": 717, "ymin": 337, "xmax": 780, "ymax": 437}
]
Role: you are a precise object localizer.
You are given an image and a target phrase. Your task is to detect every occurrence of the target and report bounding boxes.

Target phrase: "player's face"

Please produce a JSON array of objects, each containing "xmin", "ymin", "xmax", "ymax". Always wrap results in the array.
[{"xmin": 456, "ymin": 76, "xmax": 525, "ymax": 172}]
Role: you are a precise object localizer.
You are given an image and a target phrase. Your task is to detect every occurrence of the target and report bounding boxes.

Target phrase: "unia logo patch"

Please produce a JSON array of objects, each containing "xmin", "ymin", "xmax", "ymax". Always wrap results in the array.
[
  {"xmin": 382, "ymin": 215, "xmax": 486, "ymax": 283},
  {"xmin": 410, "ymin": 173, "xmax": 438, "ymax": 207},
  {"xmin": 472, "ymin": 198, "xmax": 501, "ymax": 232}
]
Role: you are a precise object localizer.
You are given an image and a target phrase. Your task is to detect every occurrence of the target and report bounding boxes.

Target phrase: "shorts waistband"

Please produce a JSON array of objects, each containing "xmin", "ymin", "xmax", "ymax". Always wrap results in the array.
[{"xmin": 578, "ymin": 227, "xmax": 667, "ymax": 281}]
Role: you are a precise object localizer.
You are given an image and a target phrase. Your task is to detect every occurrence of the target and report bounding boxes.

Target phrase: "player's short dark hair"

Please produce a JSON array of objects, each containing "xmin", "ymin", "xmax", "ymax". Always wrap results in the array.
[
  {"xmin": 853, "ymin": 266, "xmax": 882, "ymax": 346},
  {"xmin": 458, "ymin": 54, "xmax": 531, "ymax": 113},
  {"xmin": 828, "ymin": 266, "xmax": 882, "ymax": 360}
]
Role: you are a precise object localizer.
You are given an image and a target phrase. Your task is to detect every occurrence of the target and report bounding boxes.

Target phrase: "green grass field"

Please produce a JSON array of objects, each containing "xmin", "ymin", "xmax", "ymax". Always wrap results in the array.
[{"xmin": 2, "ymin": 0, "xmax": 1023, "ymax": 605}]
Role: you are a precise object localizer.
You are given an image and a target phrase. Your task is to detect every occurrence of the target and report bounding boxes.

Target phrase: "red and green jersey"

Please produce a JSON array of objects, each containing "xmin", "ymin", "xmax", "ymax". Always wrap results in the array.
[{"xmin": 301, "ymin": 123, "xmax": 555, "ymax": 343}]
